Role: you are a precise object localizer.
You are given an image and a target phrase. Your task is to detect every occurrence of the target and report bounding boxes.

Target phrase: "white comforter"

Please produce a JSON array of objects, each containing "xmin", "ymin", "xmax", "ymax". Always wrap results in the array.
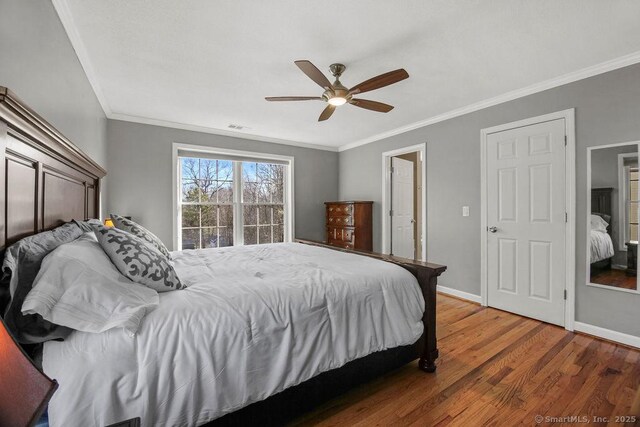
[
  {"xmin": 43, "ymin": 243, "xmax": 424, "ymax": 427},
  {"xmin": 590, "ymin": 230, "xmax": 615, "ymax": 263}
]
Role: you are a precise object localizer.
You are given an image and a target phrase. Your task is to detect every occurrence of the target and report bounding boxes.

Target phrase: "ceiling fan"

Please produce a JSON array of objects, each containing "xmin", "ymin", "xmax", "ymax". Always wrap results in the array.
[{"xmin": 265, "ymin": 60, "xmax": 409, "ymax": 122}]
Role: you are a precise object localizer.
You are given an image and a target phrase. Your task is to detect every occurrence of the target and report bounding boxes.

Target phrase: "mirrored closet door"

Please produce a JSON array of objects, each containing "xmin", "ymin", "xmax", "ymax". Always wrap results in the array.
[{"xmin": 588, "ymin": 141, "xmax": 640, "ymax": 293}]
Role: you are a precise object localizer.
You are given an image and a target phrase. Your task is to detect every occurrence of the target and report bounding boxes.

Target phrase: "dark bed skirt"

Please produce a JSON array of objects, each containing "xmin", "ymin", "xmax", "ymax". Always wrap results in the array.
[
  {"xmin": 205, "ymin": 342, "xmax": 420, "ymax": 426},
  {"xmin": 590, "ymin": 257, "xmax": 613, "ymax": 273}
]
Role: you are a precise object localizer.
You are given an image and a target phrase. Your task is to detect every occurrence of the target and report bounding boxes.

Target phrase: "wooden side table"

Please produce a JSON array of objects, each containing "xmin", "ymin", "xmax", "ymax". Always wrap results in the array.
[{"xmin": 626, "ymin": 241, "xmax": 637, "ymax": 276}]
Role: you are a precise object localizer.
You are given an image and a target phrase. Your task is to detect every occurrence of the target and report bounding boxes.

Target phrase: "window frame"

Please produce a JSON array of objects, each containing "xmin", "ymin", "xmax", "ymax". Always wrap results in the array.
[
  {"xmin": 617, "ymin": 152, "xmax": 639, "ymax": 250},
  {"xmin": 172, "ymin": 143, "xmax": 294, "ymax": 250}
]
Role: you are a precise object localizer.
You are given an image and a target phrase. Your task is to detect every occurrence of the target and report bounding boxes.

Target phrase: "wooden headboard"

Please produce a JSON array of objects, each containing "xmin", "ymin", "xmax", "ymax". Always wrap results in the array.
[
  {"xmin": 0, "ymin": 87, "xmax": 106, "ymax": 252},
  {"xmin": 591, "ymin": 187, "xmax": 613, "ymax": 235}
]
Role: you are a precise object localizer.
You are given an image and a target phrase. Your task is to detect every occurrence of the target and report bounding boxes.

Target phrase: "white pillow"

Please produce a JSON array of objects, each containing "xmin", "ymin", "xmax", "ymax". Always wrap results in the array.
[
  {"xmin": 21, "ymin": 233, "xmax": 159, "ymax": 336},
  {"xmin": 590, "ymin": 214, "xmax": 609, "ymax": 233}
]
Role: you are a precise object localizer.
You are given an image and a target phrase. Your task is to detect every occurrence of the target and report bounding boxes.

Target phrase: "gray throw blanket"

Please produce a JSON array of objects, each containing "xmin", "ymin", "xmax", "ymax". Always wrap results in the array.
[{"xmin": 1, "ymin": 221, "xmax": 87, "ymax": 343}]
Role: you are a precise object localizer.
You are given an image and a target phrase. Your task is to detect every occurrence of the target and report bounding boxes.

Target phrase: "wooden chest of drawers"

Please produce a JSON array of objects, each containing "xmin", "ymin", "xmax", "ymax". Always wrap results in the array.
[{"xmin": 325, "ymin": 201, "xmax": 373, "ymax": 251}]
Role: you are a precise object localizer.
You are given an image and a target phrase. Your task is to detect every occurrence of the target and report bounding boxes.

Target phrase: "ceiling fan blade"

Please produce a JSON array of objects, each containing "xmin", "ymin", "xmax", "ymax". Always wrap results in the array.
[
  {"xmin": 348, "ymin": 69, "xmax": 409, "ymax": 95},
  {"xmin": 349, "ymin": 98, "xmax": 394, "ymax": 113},
  {"xmin": 318, "ymin": 104, "xmax": 336, "ymax": 122},
  {"xmin": 295, "ymin": 60, "xmax": 334, "ymax": 91},
  {"xmin": 265, "ymin": 96, "xmax": 323, "ymax": 101}
]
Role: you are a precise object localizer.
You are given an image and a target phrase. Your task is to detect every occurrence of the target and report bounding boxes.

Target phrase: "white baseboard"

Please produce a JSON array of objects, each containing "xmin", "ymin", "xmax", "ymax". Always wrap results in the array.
[
  {"xmin": 574, "ymin": 321, "xmax": 640, "ymax": 349},
  {"xmin": 437, "ymin": 285, "xmax": 482, "ymax": 304}
]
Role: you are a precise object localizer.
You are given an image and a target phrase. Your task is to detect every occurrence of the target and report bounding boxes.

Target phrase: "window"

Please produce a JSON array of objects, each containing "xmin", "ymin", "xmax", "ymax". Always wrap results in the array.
[
  {"xmin": 180, "ymin": 158, "xmax": 234, "ymax": 249},
  {"xmin": 619, "ymin": 152, "xmax": 639, "ymax": 248},
  {"xmin": 626, "ymin": 167, "xmax": 639, "ymax": 243},
  {"xmin": 175, "ymin": 146, "xmax": 292, "ymax": 250},
  {"xmin": 242, "ymin": 162, "xmax": 285, "ymax": 245}
]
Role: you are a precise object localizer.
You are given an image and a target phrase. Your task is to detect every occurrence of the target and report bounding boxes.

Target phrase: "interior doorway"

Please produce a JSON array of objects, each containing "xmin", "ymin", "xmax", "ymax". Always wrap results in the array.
[{"xmin": 382, "ymin": 144, "xmax": 426, "ymax": 261}]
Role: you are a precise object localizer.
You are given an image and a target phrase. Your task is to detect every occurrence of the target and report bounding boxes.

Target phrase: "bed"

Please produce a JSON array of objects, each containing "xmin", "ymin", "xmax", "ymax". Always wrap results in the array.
[
  {"xmin": 0, "ymin": 86, "xmax": 446, "ymax": 426},
  {"xmin": 590, "ymin": 188, "xmax": 615, "ymax": 269}
]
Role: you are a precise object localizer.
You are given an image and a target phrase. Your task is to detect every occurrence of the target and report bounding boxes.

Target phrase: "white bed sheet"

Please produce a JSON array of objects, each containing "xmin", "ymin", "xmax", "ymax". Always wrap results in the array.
[
  {"xmin": 43, "ymin": 242, "xmax": 424, "ymax": 427},
  {"xmin": 590, "ymin": 229, "xmax": 615, "ymax": 263}
]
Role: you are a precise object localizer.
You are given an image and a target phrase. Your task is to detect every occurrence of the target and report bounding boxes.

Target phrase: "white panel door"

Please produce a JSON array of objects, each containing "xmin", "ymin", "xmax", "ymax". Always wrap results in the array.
[
  {"xmin": 391, "ymin": 157, "xmax": 415, "ymax": 259},
  {"xmin": 487, "ymin": 119, "xmax": 566, "ymax": 326}
]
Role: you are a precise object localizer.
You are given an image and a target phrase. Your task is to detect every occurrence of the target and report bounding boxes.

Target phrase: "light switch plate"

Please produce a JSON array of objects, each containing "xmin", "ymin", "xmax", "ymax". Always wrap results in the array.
[{"xmin": 462, "ymin": 206, "xmax": 470, "ymax": 217}]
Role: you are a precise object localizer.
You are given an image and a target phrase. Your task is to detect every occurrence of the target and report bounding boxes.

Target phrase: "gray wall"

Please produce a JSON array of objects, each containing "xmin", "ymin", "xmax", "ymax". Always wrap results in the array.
[
  {"xmin": 0, "ymin": 0, "xmax": 108, "ymax": 211},
  {"xmin": 106, "ymin": 120, "xmax": 338, "ymax": 249},
  {"xmin": 340, "ymin": 63, "xmax": 640, "ymax": 337}
]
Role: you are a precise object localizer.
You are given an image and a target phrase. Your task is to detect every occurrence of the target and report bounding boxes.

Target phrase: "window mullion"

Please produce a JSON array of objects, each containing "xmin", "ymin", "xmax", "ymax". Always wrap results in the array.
[
  {"xmin": 177, "ymin": 159, "xmax": 183, "ymax": 250},
  {"xmin": 284, "ymin": 166, "xmax": 290, "ymax": 242},
  {"xmin": 234, "ymin": 161, "xmax": 244, "ymax": 245}
]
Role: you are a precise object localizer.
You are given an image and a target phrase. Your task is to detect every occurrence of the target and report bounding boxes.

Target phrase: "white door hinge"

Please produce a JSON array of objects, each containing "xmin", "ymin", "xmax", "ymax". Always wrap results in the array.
[
  {"xmin": 565, "ymin": 212, "xmax": 568, "ymax": 222},
  {"xmin": 389, "ymin": 210, "xmax": 394, "ymax": 216},
  {"xmin": 564, "ymin": 135, "xmax": 567, "ymax": 146},
  {"xmin": 390, "ymin": 166, "xmax": 395, "ymax": 173},
  {"xmin": 564, "ymin": 290, "xmax": 567, "ymax": 300}
]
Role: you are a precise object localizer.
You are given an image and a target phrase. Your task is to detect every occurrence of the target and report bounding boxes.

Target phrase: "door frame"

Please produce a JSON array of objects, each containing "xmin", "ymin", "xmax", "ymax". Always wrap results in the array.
[
  {"xmin": 480, "ymin": 109, "xmax": 576, "ymax": 331},
  {"xmin": 381, "ymin": 143, "xmax": 427, "ymax": 261}
]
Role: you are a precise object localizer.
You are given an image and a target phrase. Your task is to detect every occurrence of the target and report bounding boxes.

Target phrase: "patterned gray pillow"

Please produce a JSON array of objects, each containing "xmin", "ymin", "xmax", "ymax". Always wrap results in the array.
[
  {"xmin": 93, "ymin": 225, "xmax": 184, "ymax": 292},
  {"xmin": 110, "ymin": 214, "xmax": 171, "ymax": 259}
]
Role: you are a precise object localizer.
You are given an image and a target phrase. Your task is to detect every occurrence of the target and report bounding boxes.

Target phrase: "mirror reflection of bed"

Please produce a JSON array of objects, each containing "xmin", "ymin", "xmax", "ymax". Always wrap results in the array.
[{"xmin": 589, "ymin": 142, "xmax": 639, "ymax": 292}]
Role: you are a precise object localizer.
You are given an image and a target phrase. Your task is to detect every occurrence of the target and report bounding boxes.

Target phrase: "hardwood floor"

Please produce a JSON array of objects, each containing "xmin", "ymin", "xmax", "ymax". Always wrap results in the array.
[
  {"xmin": 291, "ymin": 294, "xmax": 640, "ymax": 426},
  {"xmin": 591, "ymin": 268, "xmax": 637, "ymax": 290}
]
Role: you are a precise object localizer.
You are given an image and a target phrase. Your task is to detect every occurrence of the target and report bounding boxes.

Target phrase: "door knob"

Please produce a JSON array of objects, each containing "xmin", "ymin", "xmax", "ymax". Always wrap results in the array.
[{"xmin": 488, "ymin": 226, "xmax": 498, "ymax": 233}]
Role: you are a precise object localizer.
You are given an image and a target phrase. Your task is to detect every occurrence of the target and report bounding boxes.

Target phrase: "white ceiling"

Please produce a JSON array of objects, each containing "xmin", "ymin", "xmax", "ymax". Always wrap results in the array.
[{"xmin": 54, "ymin": 0, "xmax": 640, "ymax": 151}]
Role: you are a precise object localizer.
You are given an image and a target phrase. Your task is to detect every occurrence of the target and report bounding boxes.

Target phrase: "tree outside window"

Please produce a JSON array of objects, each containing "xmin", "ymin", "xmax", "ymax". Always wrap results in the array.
[{"xmin": 178, "ymin": 156, "xmax": 286, "ymax": 249}]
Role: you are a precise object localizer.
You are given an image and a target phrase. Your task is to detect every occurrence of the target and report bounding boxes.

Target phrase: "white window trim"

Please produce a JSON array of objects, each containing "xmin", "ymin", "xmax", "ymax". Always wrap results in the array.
[
  {"xmin": 172, "ymin": 142, "xmax": 295, "ymax": 250},
  {"xmin": 617, "ymin": 152, "xmax": 638, "ymax": 251}
]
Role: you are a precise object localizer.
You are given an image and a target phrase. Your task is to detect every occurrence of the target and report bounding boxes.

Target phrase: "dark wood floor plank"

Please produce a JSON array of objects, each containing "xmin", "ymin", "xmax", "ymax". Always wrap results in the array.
[
  {"xmin": 357, "ymin": 321, "xmax": 546, "ymax": 424},
  {"xmin": 290, "ymin": 294, "xmax": 640, "ymax": 427}
]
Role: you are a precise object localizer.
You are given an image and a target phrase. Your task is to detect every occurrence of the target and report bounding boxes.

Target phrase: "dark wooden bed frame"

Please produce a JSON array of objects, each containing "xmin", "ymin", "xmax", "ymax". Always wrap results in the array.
[
  {"xmin": 0, "ymin": 87, "xmax": 447, "ymax": 426},
  {"xmin": 0, "ymin": 87, "xmax": 105, "ymax": 252}
]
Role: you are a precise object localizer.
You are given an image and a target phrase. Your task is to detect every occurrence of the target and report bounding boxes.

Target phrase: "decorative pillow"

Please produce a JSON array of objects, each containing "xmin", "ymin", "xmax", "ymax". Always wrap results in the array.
[
  {"xmin": 110, "ymin": 214, "xmax": 171, "ymax": 259},
  {"xmin": 93, "ymin": 225, "xmax": 185, "ymax": 292},
  {"xmin": 591, "ymin": 214, "xmax": 609, "ymax": 233},
  {"xmin": 22, "ymin": 233, "xmax": 159, "ymax": 336},
  {"xmin": 1, "ymin": 222, "xmax": 85, "ymax": 343},
  {"xmin": 73, "ymin": 218, "xmax": 102, "ymax": 232}
]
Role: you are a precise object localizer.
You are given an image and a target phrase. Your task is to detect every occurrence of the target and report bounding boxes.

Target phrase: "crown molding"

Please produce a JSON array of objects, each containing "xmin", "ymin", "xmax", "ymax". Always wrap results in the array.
[
  {"xmin": 338, "ymin": 50, "xmax": 640, "ymax": 152},
  {"xmin": 52, "ymin": 0, "xmax": 112, "ymax": 116},
  {"xmin": 108, "ymin": 113, "xmax": 339, "ymax": 152},
  {"xmin": 53, "ymin": 0, "xmax": 338, "ymax": 153},
  {"xmin": 53, "ymin": 0, "xmax": 640, "ymax": 154}
]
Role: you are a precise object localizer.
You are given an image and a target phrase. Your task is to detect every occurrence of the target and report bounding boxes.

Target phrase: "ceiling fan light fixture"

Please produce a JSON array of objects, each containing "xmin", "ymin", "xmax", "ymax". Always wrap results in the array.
[
  {"xmin": 267, "ymin": 60, "xmax": 409, "ymax": 121},
  {"xmin": 328, "ymin": 96, "xmax": 347, "ymax": 106}
]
